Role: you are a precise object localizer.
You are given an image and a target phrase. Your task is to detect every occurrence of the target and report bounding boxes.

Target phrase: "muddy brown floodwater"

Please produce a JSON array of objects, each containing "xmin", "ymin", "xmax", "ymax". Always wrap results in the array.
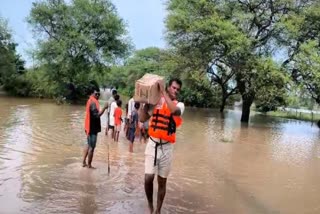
[{"xmin": 0, "ymin": 96, "xmax": 320, "ymax": 214}]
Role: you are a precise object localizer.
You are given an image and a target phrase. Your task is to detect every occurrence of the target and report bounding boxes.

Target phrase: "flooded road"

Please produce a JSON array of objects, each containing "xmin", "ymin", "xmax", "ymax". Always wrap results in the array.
[{"xmin": 0, "ymin": 96, "xmax": 319, "ymax": 214}]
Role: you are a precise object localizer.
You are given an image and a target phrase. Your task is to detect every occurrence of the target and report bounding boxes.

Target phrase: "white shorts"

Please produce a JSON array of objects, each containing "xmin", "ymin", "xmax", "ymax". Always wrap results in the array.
[
  {"xmin": 145, "ymin": 138, "xmax": 174, "ymax": 178},
  {"xmin": 109, "ymin": 115, "xmax": 115, "ymax": 126}
]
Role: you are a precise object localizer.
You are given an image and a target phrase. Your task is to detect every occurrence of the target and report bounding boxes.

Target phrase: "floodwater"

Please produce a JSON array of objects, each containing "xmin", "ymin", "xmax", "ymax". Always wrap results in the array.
[{"xmin": 0, "ymin": 96, "xmax": 320, "ymax": 214}]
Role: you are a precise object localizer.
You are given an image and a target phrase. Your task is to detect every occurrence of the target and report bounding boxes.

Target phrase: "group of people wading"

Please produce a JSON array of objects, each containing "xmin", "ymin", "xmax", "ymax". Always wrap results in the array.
[{"xmin": 82, "ymin": 78, "xmax": 185, "ymax": 214}]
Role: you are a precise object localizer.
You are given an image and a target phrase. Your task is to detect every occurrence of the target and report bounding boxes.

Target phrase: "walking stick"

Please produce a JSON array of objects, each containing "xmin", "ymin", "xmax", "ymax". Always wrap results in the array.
[{"xmin": 107, "ymin": 139, "xmax": 110, "ymax": 175}]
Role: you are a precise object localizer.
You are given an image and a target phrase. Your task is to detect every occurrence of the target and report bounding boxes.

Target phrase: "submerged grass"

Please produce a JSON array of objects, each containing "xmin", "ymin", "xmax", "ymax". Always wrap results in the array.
[{"xmin": 267, "ymin": 110, "xmax": 320, "ymax": 123}]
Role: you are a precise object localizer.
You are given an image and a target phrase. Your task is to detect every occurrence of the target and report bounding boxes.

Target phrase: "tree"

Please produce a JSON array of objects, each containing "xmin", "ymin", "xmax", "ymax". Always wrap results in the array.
[
  {"xmin": 125, "ymin": 47, "xmax": 165, "ymax": 82},
  {"xmin": 105, "ymin": 47, "xmax": 219, "ymax": 107},
  {"xmin": 252, "ymin": 58, "xmax": 288, "ymax": 112},
  {"xmin": 0, "ymin": 17, "xmax": 27, "ymax": 95},
  {"xmin": 179, "ymin": 71, "xmax": 221, "ymax": 108},
  {"xmin": 166, "ymin": 0, "xmax": 249, "ymax": 113},
  {"xmin": 165, "ymin": 0, "xmax": 297, "ymax": 122},
  {"xmin": 280, "ymin": 2, "xmax": 320, "ymax": 106},
  {"xmin": 292, "ymin": 41, "xmax": 320, "ymax": 104},
  {"xmin": 28, "ymin": 0, "xmax": 131, "ymax": 97},
  {"xmin": 0, "ymin": 17, "xmax": 15, "ymax": 86},
  {"xmin": 105, "ymin": 47, "xmax": 172, "ymax": 95},
  {"xmin": 233, "ymin": 0, "xmax": 320, "ymax": 120}
]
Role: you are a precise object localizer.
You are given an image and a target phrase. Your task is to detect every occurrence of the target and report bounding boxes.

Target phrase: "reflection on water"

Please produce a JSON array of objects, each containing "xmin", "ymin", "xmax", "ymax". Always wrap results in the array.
[{"xmin": 0, "ymin": 96, "xmax": 320, "ymax": 214}]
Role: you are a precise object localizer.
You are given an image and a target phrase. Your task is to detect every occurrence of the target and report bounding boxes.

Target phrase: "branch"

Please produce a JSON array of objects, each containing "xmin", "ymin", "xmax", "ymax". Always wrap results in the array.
[
  {"xmin": 207, "ymin": 64, "xmax": 222, "ymax": 84},
  {"xmin": 40, "ymin": 23, "xmax": 59, "ymax": 41},
  {"xmin": 254, "ymin": 0, "xmax": 276, "ymax": 41},
  {"xmin": 223, "ymin": 70, "xmax": 236, "ymax": 85},
  {"xmin": 228, "ymin": 86, "xmax": 238, "ymax": 96},
  {"xmin": 305, "ymin": 83, "xmax": 318, "ymax": 101},
  {"xmin": 281, "ymin": 41, "xmax": 302, "ymax": 68}
]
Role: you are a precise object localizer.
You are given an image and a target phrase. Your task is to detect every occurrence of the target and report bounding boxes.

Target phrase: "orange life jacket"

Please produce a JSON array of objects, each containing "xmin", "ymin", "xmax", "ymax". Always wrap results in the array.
[
  {"xmin": 148, "ymin": 97, "xmax": 182, "ymax": 143},
  {"xmin": 84, "ymin": 95, "xmax": 100, "ymax": 135}
]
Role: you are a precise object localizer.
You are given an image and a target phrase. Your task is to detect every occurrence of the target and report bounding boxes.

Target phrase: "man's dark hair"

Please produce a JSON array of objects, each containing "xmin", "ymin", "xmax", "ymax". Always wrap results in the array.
[
  {"xmin": 134, "ymin": 102, "xmax": 140, "ymax": 109},
  {"xmin": 112, "ymin": 89, "xmax": 117, "ymax": 96},
  {"xmin": 89, "ymin": 85, "xmax": 99, "ymax": 95},
  {"xmin": 114, "ymin": 94, "xmax": 120, "ymax": 101},
  {"xmin": 89, "ymin": 80, "xmax": 100, "ymax": 92},
  {"xmin": 116, "ymin": 99, "xmax": 122, "ymax": 107},
  {"xmin": 169, "ymin": 78, "xmax": 182, "ymax": 88},
  {"xmin": 88, "ymin": 87, "xmax": 94, "ymax": 95}
]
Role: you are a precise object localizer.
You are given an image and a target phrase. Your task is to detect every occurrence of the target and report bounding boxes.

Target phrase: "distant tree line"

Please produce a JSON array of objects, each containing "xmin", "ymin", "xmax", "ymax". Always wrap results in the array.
[{"xmin": 0, "ymin": 0, "xmax": 320, "ymax": 123}]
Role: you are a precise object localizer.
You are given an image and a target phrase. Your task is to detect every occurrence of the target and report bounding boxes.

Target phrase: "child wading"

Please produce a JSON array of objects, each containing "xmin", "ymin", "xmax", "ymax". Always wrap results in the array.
[
  {"xmin": 128, "ymin": 102, "xmax": 140, "ymax": 152},
  {"xmin": 113, "ymin": 100, "xmax": 122, "ymax": 142}
]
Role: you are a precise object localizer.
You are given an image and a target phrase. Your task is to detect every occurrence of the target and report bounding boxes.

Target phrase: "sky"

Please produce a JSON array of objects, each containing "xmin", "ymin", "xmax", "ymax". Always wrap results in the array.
[{"xmin": 0, "ymin": 0, "xmax": 167, "ymax": 67}]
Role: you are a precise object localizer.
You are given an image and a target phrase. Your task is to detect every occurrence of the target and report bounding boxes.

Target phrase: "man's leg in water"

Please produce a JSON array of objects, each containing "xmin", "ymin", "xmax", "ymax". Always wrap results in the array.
[
  {"xmin": 113, "ymin": 129, "xmax": 117, "ymax": 141},
  {"xmin": 109, "ymin": 126, "xmax": 114, "ymax": 139},
  {"xmin": 155, "ymin": 175, "xmax": 167, "ymax": 214},
  {"xmin": 117, "ymin": 131, "xmax": 120, "ymax": 142},
  {"xmin": 155, "ymin": 143, "xmax": 173, "ymax": 213},
  {"xmin": 115, "ymin": 130, "xmax": 119, "ymax": 142},
  {"xmin": 87, "ymin": 134, "xmax": 97, "ymax": 168},
  {"xmin": 145, "ymin": 173, "xmax": 155, "ymax": 214},
  {"xmin": 82, "ymin": 144, "xmax": 89, "ymax": 167},
  {"xmin": 88, "ymin": 147, "xmax": 95, "ymax": 168}
]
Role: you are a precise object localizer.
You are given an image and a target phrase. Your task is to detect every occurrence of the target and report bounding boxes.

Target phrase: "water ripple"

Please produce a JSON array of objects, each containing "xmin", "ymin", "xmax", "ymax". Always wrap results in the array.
[{"xmin": 0, "ymin": 99, "xmax": 319, "ymax": 213}]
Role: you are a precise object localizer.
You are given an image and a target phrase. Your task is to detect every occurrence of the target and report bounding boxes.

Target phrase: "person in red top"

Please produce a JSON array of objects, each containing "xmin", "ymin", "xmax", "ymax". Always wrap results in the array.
[{"xmin": 113, "ymin": 99, "xmax": 123, "ymax": 142}]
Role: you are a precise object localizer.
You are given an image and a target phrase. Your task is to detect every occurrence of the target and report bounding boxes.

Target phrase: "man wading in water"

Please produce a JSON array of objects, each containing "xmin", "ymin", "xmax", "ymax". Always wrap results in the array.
[
  {"xmin": 139, "ymin": 78, "xmax": 185, "ymax": 214},
  {"xmin": 83, "ymin": 86, "xmax": 108, "ymax": 168}
]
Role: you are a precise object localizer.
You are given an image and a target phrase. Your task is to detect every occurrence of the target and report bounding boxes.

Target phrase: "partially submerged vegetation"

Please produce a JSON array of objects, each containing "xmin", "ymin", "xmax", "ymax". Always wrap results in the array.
[
  {"xmin": 1, "ymin": 0, "xmax": 320, "ymax": 125},
  {"xmin": 267, "ymin": 110, "xmax": 320, "ymax": 123}
]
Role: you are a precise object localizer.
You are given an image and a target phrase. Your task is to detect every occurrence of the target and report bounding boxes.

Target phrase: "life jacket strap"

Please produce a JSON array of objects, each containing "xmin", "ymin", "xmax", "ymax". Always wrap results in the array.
[{"xmin": 150, "ymin": 137, "xmax": 169, "ymax": 166}]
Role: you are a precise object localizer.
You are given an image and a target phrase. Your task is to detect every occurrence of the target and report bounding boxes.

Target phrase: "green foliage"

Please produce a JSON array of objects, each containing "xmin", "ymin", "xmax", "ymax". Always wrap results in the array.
[
  {"xmin": 24, "ymin": 67, "xmax": 59, "ymax": 98},
  {"xmin": 27, "ymin": 0, "xmax": 131, "ymax": 98},
  {"xmin": 292, "ymin": 40, "xmax": 320, "ymax": 104},
  {"xmin": 267, "ymin": 110, "xmax": 320, "ymax": 123},
  {"xmin": 165, "ymin": 0, "xmax": 303, "ymax": 120},
  {"xmin": 0, "ymin": 16, "xmax": 27, "ymax": 96},
  {"xmin": 254, "ymin": 59, "xmax": 289, "ymax": 112},
  {"xmin": 105, "ymin": 47, "xmax": 170, "ymax": 96},
  {"xmin": 166, "ymin": 0, "xmax": 253, "ymax": 111},
  {"xmin": 179, "ymin": 71, "xmax": 221, "ymax": 108},
  {"xmin": 279, "ymin": 1, "xmax": 320, "ymax": 105},
  {"xmin": 104, "ymin": 47, "xmax": 219, "ymax": 107},
  {"xmin": 3, "ymin": 0, "xmax": 320, "ymax": 114}
]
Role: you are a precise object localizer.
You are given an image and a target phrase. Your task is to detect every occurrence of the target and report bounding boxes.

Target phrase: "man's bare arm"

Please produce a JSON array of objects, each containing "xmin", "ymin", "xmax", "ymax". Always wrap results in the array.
[
  {"xmin": 158, "ymin": 82, "xmax": 181, "ymax": 116},
  {"xmin": 91, "ymin": 102, "xmax": 107, "ymax": 118},
  {"xmin": 162, "ymin": 92, "xmax": 181, "ymax": 116},
  {"xmin": 139, "ymin": 104, "xmax": 152, "ymax": 122}
]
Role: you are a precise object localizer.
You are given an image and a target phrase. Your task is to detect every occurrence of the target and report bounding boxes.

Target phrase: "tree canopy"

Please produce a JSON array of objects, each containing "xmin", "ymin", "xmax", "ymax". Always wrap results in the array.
[
  {"xmin": 165, "ymin": 0, "xmax": 319, "ymax": 122},
  {"xmin": 27, "ymin": 0, "xmax": 131, "ymax": 98},
  {"xmin": 0, "ymin": 17, "xmax": 26, "ymax": 95},
  {"xmin": 0, "ymin": 0, "xmax": 319, "ymax": 118}
]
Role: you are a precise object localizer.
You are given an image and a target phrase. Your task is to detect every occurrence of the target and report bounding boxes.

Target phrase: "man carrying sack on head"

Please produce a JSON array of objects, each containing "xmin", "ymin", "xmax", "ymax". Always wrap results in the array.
[{"xmin": 139, "ymin": 78, "xmax": 185, "ymax": 214}]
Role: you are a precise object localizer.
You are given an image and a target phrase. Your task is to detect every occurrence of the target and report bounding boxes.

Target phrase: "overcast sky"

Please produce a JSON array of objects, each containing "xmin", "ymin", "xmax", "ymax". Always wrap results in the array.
[{"xmin": 0, "ymin": 0, "xmax": 167, "ymax": 67}]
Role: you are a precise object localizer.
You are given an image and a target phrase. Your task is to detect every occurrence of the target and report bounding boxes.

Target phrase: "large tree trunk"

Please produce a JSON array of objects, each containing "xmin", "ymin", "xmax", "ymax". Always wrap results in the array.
[
  {"xmin": 241, "ymin": 97, "xmax": 254, "ymax": 123},
  {"xmin": 220, "ymin": 96, "xmax": 227, "ymax": 113}
]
